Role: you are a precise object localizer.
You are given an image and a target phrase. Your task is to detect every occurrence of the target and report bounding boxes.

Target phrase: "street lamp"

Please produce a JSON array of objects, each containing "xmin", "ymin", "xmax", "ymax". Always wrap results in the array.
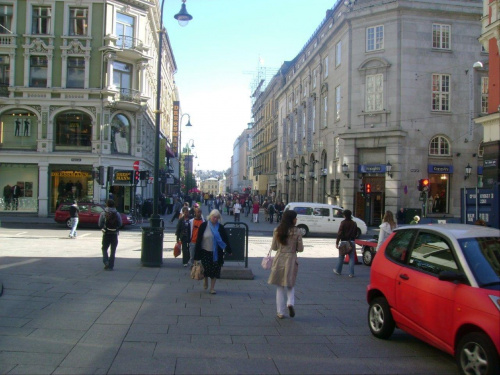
[{"xmin": 141, "ymin": 0, "xmax": 192, "ymax": 267}]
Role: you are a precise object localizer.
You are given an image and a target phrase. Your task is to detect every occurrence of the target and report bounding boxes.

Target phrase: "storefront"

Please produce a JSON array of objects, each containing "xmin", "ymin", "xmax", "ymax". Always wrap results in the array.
[
  {"xmin": 0, "ymin": 163, "xmax": 39, "ymax": 212},
  {"xmin": 427, "ymin": 165, "xmax": 452, "ymax": 214},
  {"xmin": 50, "ymin": 166, "xmax": 94, "ymax": 212}
]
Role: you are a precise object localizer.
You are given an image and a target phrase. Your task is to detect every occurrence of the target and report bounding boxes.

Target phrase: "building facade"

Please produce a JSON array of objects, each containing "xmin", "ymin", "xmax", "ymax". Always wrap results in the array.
[
  {"xmin": 0, "ymin": 0, "xmax": 178, "ymax": 216},
  {"xmin": 261, "ymin": 0, "xmax": 485, "ymax": 225}
]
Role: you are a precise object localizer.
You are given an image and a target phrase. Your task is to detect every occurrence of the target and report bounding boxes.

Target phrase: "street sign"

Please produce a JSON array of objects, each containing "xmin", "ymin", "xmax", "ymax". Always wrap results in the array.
[{"xmin": 133, "ymin": 160, "xmax": 140, "ymax": 171}]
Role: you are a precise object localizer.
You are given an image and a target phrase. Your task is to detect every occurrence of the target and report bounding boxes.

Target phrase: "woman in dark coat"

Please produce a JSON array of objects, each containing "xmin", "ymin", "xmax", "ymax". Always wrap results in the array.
[{"xmin": 194, "ymin": 209, "xmax": 232, "ymax": 294}]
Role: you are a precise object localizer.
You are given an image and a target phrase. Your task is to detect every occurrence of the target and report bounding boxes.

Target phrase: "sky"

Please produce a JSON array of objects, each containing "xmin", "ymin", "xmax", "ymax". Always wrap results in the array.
[{"xmin": 164, "ymin": 0, "xmax": 339, "ymax": 172}]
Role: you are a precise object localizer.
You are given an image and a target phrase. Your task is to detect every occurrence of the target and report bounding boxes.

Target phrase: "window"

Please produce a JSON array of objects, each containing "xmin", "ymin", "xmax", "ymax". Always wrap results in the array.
[
  {"xmin": 335, "ymin": 85, "xmax": 341, "ymax": 120},
  {"xmin": 67, "ymin": 57, "xmax": 85, "ymax": 88},
  {"xmin": 0, "ymin": 5, "xmax": 13, "ymax": 34},
  {"xmin": 385, "ymin": 230, "xmax": 416, "ymax": 264},
  {"xmin": 366, "ymin": 74, "xmax": 383, "ymax": 112},
  {"xmin": 69, "ymin": 8, "xmax": 88, "ymax": 36},
  {"xmin": 481, "ymin": 77, "xmax": 489, "ymax": 114},
  {"xmin": 313, "ymin": 208, "xmax": 330, "ymax": 217},
  {"xmin": 335, "ymin": 137, "xmax": 339, "ymax": 159},
  {"xmin": 30, "ymin": 56, "xmax": 48, "ymax": 87},
  {"xmin": 409, "ymin": 232, "xmax": 458, "ymax": 275},
  {"xmin": 366, "ymin": 25, "xmax": 383, "ymax": 51},
  {"xmin": 55, "ymin": 111, "xmax": 92, "ymax": 148},
  {"xmin": 313, "ymin": 68, "xmax": 317, "ymax": 88},
  {"xmin": 113, "ymin": 61, "xmax": 132, "ymax": 90},
  {"xmin": 324, "ymin": 56, "xmax": 328, "ymax": 78},
  {"xmin": 32, "ymin": 6, "xmax": 51, "ymax": 34},
  {"xmin": 432, "ymin": 24, "xmax": 450, "ymax": 50},
  {"xmin": 335, "ymin": 41, "xmax": 341, "ymax": 66},
  {"xmin": 111, "ymin": 114, "xmax": 130, "ymax": 154},
  {"xmin": 0, "ymin": 55, "xmax": 9, "ymax": 85},
  {"xmin": 432, "ymin": 74, "xmax": 450, "ymax": 111},
  {"xmin": 429, "ymin": 136, "xmax": 450, "ymax": 156},
  {"xmin": 323, "ymin": 95, "xmax": 328, "ymax": 128},
  {"xmin": 302, "ymin": 111, "xmax": 306, "ymax": 138},
  {"xmin": 116, "ymin": 12, "xmax": 135, "ymax": 48}
]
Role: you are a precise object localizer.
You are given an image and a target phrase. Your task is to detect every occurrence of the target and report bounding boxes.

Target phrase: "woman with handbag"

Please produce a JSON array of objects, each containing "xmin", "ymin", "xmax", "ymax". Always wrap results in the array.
[
  {"xmin": 334, "ymin": 209, "xmax": 358, "ymax": 278},
  {"xmin": 194, "ymin": 209, "xmax": 232, "ymax": 294},
  {"xmin": 268, "ymin": 210, "xmax": 304, "ymax": 319}
]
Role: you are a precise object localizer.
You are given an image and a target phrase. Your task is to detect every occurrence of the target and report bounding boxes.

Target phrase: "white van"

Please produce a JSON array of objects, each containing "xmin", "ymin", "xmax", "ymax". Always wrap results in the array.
[{"xmin": 284, "ymin": 202, "xmax": 367, "ymax": 238}]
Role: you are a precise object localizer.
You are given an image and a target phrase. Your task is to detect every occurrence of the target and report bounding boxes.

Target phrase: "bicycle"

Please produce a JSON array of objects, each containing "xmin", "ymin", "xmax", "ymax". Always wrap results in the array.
[{"xmin": 129, "ymin": 207, "xmax": 143, "ymax": 225}]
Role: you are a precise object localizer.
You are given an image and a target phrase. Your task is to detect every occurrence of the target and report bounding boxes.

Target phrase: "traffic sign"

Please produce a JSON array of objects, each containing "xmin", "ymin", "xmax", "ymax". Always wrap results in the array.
[{"xmin": 133, "ymin": 160, "xmax": 140, "ymax": 171}]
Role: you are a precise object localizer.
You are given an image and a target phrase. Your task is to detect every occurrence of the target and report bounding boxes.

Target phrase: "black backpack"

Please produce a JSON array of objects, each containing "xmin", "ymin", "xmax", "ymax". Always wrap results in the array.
[{"xmin": 104, "ymin": 211, "xmax": 119, "ymax": 232}]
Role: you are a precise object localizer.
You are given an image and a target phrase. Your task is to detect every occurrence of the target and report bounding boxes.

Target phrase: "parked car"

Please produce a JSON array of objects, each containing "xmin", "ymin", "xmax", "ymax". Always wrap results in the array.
[
  {"xmin": 284, "ymin": 202, "xmax": 367, "ymax": 237},
  {"xmin": 367, "ymin": 224, "xmax": 500, "ymax": 375},
  {"xmin": 55, "ymin": 202, "xmax": 132, "ymax": 229}
]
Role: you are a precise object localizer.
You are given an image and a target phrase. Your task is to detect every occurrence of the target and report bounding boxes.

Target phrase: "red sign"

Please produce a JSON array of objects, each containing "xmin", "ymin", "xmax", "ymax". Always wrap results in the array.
[{"xmin": 133, "ymin": 161, "xmax": 140, "ymax": 171}]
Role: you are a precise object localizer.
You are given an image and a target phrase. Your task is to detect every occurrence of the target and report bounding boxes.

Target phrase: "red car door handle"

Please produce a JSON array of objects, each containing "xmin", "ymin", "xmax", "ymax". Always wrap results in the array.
[{"xmin": 399, "ymin": 274, "xmax": 409, "ymax": 280}]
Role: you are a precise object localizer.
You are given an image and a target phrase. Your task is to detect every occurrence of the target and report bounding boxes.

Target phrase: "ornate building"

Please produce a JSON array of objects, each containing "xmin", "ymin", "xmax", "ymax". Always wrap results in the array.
[{"xmin": 0, "ymin": 0, "xmax": 178, "ymax": 216}]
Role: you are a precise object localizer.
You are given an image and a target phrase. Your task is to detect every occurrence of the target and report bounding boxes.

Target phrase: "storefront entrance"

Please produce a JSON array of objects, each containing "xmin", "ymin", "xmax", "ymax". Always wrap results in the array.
[{"xmin": 51, "ymin": 166, "xmax": 93, "ymax": 212}]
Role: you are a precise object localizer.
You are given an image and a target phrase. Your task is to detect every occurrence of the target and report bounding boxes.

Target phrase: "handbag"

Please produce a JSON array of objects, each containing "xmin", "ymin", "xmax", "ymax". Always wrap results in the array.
[
  {"xmin": 190, "ymin": 261, "xmax": 204, "ymax": 280},
  {"xmin": 173, "ymin": 241, "xmax": 181, "ymax": 258},
  {"xmin": 339, "ymin": 241, "xmax": 353, "ymax": 256},
  {"xmin": 261, "ymin": 249, "xmax": 273, "ymax": 270}
]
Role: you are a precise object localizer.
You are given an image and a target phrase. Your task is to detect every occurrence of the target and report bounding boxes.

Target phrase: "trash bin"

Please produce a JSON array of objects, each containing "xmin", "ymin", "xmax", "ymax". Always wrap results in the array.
[{"xmin": 141, "ymin": 222, "xmax": 164, "ymax": 267}]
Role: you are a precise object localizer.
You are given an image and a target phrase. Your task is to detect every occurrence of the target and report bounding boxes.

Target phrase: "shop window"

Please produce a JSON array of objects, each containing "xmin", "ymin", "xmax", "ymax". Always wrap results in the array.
[
  {"xmin": 30, "ymin": 56, "xmax": 48, "ymax": 87},
  {"xmin": 0, "ymin": 5, "xmax": 13, "ymax": 34},
  {"xmin": 111, "ymin": 114, "xmax": 130, "ymax": 154},
  {"xmin": 429, "ymin": 136, "xmax": 450, "ymax": 156},
  {"xmin": 0, "ymin": 111, "xmax": 37, "ymax": 150},
  {"xmin": 32, "ymin": 6, "xmax": 52, "ymax": 35},
  {"xmin": 69, "ymin": 7, "xmax": 88, "ymax": 36},
  {"xmin": 55, "ymin": 111, "xmax": 92, "ymax": 149},
  {"xmin": 428, "ymin": 174, "xmax": 449, "ymax": 214}
]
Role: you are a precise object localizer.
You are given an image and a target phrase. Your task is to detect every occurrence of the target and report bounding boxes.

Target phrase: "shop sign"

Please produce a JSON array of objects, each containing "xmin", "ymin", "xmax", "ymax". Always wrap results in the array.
[
  {"xmin": 484, "ymin": 159, "xmax": 497, "ymax": 168},
  {"xmin": 113, "ymin": 170, "xmax": 133, "ymax": 185},
  {"xmin": 359, "ymin": 164, "xmax": 386, "ymax": 174},
  {"xmin": 173, "ymin": 101, "xmax": 180, "ymax": 157},
  {"xmin": 51, "ymin": 170, "xmax": 90, "ymax": 178},
  {"xmin": 428, "ymin": 165, "xmax": 453, "ymax": 174}
]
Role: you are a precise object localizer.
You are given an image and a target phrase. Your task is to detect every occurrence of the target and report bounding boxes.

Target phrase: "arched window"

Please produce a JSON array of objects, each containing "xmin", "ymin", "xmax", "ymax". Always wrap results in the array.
[
  {"xmin": 111, "ymin": 114, "xmax": 130, "ymax": 154},
  {"xmin": 55, "ymin": 111, "xmax": 92, "ymax": 149},
  {"xmin": 429, "ymin": 136, "xmax": 450, "ymax": 156}
]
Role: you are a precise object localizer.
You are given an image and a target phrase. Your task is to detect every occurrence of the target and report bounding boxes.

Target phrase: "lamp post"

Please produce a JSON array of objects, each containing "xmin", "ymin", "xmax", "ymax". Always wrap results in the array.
[{"xmin": 141, "ymin": 0, "xmax": 192, "ymax": 267}]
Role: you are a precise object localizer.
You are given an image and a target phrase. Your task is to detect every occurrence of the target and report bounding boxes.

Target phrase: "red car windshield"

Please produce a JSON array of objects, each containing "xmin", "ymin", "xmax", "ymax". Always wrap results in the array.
[{"xmin": 459, "ymin": 237, "xmax": 500, "ymax": 290}]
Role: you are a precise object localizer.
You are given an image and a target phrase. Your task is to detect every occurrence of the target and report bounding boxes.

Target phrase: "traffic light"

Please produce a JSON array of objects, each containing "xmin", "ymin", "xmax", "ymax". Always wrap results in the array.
[
  {"xmin": 98, "ymin": 166, "xmax": 105, "ymax": 185},
  {"xmin": 418, "ymin": 178, "xmax": 430, "ymax": 191},
  {"xmin": 139, "ymin": 171, "xmax": 149, "ymax": 180},
  {"xmin": 134, "ymin": 170, "xmax": 140, "ymax": 185},
  {"xmin": 360, "ymin": 183, "xmax": 365, "ymax": 196},
  {"xmin": 365, "ymin": 183, "xmax": 372, "ymax": 196},
  {"xmin": 107, "ymin": 166, "xmax": 114, "ymax": 184}
]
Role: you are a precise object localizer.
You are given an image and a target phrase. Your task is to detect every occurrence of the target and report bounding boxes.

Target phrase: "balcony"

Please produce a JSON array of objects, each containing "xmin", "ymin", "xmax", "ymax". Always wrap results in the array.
[
  {"xmin": 0, "ymin": 33, "xmax": 16, "ymax": 47},
  {"xmin": 103, "ymin": 87, "xmax": 146, "ymax": 111},
  {"xmin": 104, "ymin": 34, "xmax": 150, "ymax": 61}
]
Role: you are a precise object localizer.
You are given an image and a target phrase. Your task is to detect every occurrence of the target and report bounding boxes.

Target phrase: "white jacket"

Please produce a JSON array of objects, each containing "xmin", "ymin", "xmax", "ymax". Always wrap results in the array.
[{"xmin": 376, "ymin": 222, "xmax": 395, "ymax": 251}]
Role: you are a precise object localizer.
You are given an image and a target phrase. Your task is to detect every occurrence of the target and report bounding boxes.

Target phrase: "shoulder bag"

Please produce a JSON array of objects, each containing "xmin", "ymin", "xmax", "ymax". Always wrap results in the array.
[
  {"xmin": 261, "ymin": 249, "xmax": 273, "ymax": 270},
  {"xmin": 190, "ymin": 261, "xmax": 204, "ymax": 280},
  {"xmin": 338, "ymin": 241, "xmax": 353, "ymax": 256}
]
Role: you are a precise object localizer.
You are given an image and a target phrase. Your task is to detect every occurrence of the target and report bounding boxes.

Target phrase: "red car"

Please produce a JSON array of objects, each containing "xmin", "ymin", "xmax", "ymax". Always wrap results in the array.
[
  {"xmin": 367, "ymin": 224, "xmax": 500, "ymax": 375},
  {"xmin": 55, "ymin": 202, "xmax": 132, "ymax": 228}
]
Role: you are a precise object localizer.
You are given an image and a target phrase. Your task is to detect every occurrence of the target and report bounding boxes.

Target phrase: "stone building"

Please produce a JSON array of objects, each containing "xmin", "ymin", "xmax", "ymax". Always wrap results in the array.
[
  {"xmin": 260, "ymin": 0, "xmax": 485, "ymax": 225},
  {"xmin": 0, "ymin": 0, "xmax": 178, "ymax": 216}
]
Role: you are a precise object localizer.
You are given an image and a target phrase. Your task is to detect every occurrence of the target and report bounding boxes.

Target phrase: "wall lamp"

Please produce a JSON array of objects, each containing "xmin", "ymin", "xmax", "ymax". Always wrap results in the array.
[
  {"xmin": 386, "ymin": 161, "xmax": 393, "ymax": 178},
  {"xmin": 464, "ymin": 163, "xmax": 472, "ymax": 180},
  {"xmin": 342, "ymin": 162, "xmax": 349, "ymax": 178}
]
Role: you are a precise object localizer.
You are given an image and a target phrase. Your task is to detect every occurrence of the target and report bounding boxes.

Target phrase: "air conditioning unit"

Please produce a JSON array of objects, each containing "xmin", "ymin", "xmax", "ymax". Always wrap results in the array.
[{"xmin": 321, "ymin": 168, "xmax": 327, "ymax": 175}]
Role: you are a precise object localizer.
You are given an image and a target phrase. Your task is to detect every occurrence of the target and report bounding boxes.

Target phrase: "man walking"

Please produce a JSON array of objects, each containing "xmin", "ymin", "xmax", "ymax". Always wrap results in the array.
[
  {"xmin": 233, "ymin": 200, "xmax": 242, "ymax": 222},
  {"xmin": 99, "ymin": 199, "xmax": 122, "ymax": 270},
  {"xmin": 69, "ymin": 201, "xmax": 79, "ymax": 238}
]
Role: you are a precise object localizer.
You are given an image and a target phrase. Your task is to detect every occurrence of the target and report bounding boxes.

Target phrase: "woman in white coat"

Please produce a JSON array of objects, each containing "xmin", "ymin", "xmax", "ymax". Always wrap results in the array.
[
  {"xmin": 376, "ymin": 211, "xmax": 397, "ymax": 251},
  {"xmin": 268, "ymin": 210, "xmax": 304, "ymax": 319}
]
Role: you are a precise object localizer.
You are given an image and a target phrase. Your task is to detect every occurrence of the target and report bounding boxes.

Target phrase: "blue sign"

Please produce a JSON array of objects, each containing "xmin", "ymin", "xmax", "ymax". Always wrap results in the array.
[
  {"xmin": 359, "ymin": 164, "xmax": 386, "ymax": 174},
  {"xmin": 461, "ymin": 186, "xmax": 499, "ymax": 228},
  {"xmin": 428, "ymin": 165, "xmax": 453, "ymax": 174}
]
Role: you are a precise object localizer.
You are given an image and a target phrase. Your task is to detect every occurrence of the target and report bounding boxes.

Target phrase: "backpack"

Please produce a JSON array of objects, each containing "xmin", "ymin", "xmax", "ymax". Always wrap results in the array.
[{"xmin": 104, "ymin": 211, "xmax": 119, "ymax": 232}]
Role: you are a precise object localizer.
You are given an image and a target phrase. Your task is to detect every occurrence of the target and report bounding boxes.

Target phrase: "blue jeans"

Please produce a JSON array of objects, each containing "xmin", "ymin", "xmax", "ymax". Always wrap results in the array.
[
  {"xmin": 335, "ymin": 241, "xmax": 355, "ymax": 276},
  {"xmin": 69, "ymin": 218, "xmax": 78, "ymax": 237}
]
